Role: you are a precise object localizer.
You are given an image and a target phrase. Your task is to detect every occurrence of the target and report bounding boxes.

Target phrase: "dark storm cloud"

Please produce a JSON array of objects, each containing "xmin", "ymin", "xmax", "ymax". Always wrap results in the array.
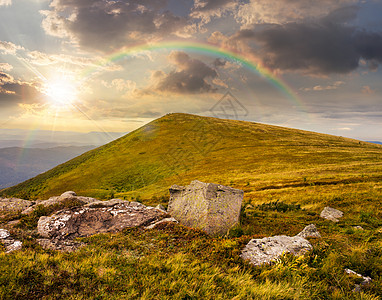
[
  {"xmin": 151, "ymin": 51, "xmax": 218, "ymax": 94},
  {"xmin": 231, "ymin": 6, "xmax": 382, "ymax": 74},
  {"xmin": 213, "ymin": 58, "xmax": 226, "ymax": 67},
  {"xmin": 42, "ymin": 0, "xmax": 189, "ymax": 51}
]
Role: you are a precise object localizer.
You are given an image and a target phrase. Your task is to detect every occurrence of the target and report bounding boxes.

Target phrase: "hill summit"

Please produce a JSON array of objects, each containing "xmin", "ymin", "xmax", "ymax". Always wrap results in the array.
[{"xmin": 1, "ymin": 113, "xmax": 381, "ymax": 203}]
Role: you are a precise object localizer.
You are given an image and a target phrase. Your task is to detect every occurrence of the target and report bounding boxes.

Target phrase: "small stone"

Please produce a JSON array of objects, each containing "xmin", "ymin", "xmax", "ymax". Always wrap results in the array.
[
  {"xmin": 145, "ymin": 217, "xmax": 178, "ymax": 229},
  {"xmin": 297, "ymin": 224, "xmax": 321, "ymax": 239},
  {"xmin": 320, "ymin": 207, "xmax": 344, "ymax": 222},
  {"xmin": 241, "ymin": 235, "xmax": 312, "ymax": 266},
  {"xmin": 0, "ymin": 229, "xmax": 10, "ymax": 239},
  {"xmin": 5, "ymin": 240, "xmax": 22, "ymax": 253},
  {"xmin": 60, "ymin": 191, "xmax": 77, "ymax": 197},
  {"xmin": 345, "ymin": 268, "xmax": 372, "ymax": 290},
  {"xmin": 353, "ymin": 226, "xmax": 364, "ymax": 231},
  {"xmin": 155, "ymin": 204, "xmax": 166, "ymax": 212}
]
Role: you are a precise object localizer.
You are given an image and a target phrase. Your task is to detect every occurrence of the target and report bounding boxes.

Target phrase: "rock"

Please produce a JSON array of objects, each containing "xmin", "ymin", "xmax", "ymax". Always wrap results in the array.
[
  {"xmin": 353, "ymin": 226, "xmax": 364, "ymax": 231},
  {"xmin": 320, "ymin": 206, "xmax": 344, "ymax": 222},
  {"xmin": 0, "ymin": 198, "xmax": 34, "ymax": 212},
  {"xmin": 5, "ymin": 240, "xmax": 22, "ymax": 253},
  {"xmin": 155, "ymin": 204, "xmax": 166, "ymax": 212},
  {"xmin": 297, "ymin": 224, "xmax": 321, "ymax": 239},
  {"xmin": 0, "ymin": 229, "xmax": 10, "ymax": 239},
  {"xmin": 345, "ymin": 268, "xmax": 372, "ymax": 291},
  {"xmin": 84, "ymin": 198, "xmax": 130, "ymax": 208},
  {"xmin": 60, "ymin": 191, "xmax": 77, "ymax": 197},
  {"xmin": 240, "ymin": 235, "xmax": 312, "ymax": 266},
  {"xmin": 37, "ymin": 239, "xmax": 84, "ymax": 252},
  {"xmin": 145, "ymin": 217, "xmax": 178, "ymax": 229},
  {"xmin": 168, "ymin": 180, "xmax": 244, "ymax": 236},
  {"xmin": 21, "ymin": 191, "xmax": 98, "ymax": 214},
  {"xmin": 0, "ymin": 228, "xmax": 22, "ymax": 253},
  {"xmin": 37, "ymin": 200, "xmax": 167, "ymax": 239}
]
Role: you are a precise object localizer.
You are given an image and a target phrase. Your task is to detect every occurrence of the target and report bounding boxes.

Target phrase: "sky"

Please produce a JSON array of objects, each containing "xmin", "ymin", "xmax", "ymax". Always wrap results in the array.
[{"xmin": 0, "ymin": 0, "xmax": 382, "ymax": 141}]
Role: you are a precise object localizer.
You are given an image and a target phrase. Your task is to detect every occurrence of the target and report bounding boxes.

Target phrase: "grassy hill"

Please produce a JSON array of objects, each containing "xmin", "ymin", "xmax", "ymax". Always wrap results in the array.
[
  {"xmin": 1, "ymin": 113, "xmax": 382, "ymax": 299},
  {"xmin": 1, "ymin": 113, "xmax": 382, "ymax": 206}
]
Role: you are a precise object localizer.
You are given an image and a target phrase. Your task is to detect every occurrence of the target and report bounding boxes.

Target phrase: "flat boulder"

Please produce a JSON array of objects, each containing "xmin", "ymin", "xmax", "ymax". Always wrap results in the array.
[
  {"xmin": 320, "ymin": 206, "xmax": 343, "ymax": 222},
  {"xmin": 37, "ymin": 200, "xmax": 167, "ymax": 239},
  {"xmin": 241, "ymin": 235, "xmax": 312, "ymax": 266},
  {"xmin": 0, "ymin": 198, "xmax": 34, "ymax": 212},
  {"xmin": 168, "ymin": 180, "xmax": 243, "ymax": 236},
  {"xmin": 22, "ymin": 191, "xmax": 98, "ymax": 214}
]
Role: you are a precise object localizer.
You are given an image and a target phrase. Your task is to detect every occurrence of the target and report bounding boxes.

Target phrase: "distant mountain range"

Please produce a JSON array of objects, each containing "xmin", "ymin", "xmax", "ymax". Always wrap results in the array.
[
  {"xmin": 0, "ymin": 146, "xmax": 96, "ymax": 189},
  {"xmin": 0, "ymin": 130, "xmax": 127, "ymax": 149},
  {"xmin": 367, "ymin": 141, "xmax": 382, "ymax": 145}
]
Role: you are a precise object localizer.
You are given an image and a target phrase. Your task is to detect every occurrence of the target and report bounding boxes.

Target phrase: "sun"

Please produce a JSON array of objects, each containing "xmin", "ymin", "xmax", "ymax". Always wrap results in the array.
[{"xmin": 43, "ymin": 78, "xmax": 79, "ymax": 107}]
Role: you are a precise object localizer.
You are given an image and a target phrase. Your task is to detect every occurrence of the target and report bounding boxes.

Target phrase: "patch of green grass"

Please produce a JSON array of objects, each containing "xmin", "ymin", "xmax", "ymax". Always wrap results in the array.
[{"xmin": 256, "ymin": 200, "xmax": 301, "ymax": 212}]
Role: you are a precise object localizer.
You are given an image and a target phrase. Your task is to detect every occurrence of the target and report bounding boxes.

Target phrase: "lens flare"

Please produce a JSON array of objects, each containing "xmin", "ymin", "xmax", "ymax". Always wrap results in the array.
[{"xmin": 43, "ymin": 79, "xmax": 78, "ymax": 107}]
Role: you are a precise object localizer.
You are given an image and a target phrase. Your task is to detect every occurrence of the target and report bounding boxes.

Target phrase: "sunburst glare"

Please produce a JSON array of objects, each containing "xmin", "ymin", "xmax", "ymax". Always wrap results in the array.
[{"xmin": 43, "ymin": 78, "xmax": 79, "ymax": 107}]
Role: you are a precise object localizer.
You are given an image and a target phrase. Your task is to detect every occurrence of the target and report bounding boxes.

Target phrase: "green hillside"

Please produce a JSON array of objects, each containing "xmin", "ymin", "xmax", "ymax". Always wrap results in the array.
[
  {"xmin": 1, "ymin": 113, "xmax": 382, "ymax": 207},
  {"xmin": 1, "ymin": 113, "xmax": 382, "ymax": 299}
]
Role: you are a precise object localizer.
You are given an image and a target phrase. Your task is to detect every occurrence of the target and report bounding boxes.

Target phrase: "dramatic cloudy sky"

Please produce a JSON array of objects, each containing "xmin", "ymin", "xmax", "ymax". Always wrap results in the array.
[{"xmin": 0, "ymin": 0, "xmax": 382, "ymax": 140}]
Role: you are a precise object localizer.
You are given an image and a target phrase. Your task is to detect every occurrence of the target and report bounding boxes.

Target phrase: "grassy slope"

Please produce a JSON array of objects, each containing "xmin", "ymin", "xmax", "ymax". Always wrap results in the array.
[
  {"xmin": 1, "ymin": 113, "xmax": 382, "ymax": 299},
  {"xmin": 1, "ymin": 113, "xmax": 381, "ymax": 204}
]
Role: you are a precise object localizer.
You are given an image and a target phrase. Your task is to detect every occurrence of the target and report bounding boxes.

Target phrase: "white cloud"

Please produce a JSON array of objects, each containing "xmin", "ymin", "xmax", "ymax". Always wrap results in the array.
[
  {"xmin": 0, "ymin": 0, "xmax": 11, "ymax": 6},
  {"xmin": 0, "ymin": 41, "xmax": 24, "ymax": 55},
  {"xmin": 0, "ymin": 63, "xmax": 13, "ymax": 71},
  {"xmin": 301, "ymin": 81, "xmax": 345, "ymax": 92}
]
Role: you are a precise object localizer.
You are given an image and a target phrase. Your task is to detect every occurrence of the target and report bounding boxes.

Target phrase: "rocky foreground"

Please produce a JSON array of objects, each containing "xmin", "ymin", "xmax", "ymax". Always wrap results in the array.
[{"xmin": 0, "ymin": 181, "xmax": 355, "ymax": 270}]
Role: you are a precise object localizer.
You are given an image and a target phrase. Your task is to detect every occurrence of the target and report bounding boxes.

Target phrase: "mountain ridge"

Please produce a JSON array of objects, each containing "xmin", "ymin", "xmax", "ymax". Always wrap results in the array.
[{"xmin": 1, "ymin": 113, "xmax": 381, "ymax": 202}]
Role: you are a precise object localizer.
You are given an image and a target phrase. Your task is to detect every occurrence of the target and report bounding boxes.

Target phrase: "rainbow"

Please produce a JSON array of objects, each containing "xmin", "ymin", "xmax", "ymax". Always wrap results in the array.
[{"xmin": 81, "ymin": 41, "xmax": 305, "ymax": 111}]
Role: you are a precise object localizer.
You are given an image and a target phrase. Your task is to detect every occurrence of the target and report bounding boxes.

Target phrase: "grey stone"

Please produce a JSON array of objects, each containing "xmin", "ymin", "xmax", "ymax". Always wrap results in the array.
[
  {"xmin": 240, "ymin": 235, "xmax": 312, "ymax": 266},
  {"xmin": 84, "ymin": 199, "xmax": 129, "ymax": 208},
  {"xmin": 0, "ymin": 228, "xmax": 22, "ymax": 253},
  {"xmin": 145, "ymin": 217, "xmax": 178, "ymax": 229},
  {"xmin": 37, "ymin": 239, "xmax": 84, "ymax": 252},
  {"xmin": 5, "ymin": 240, "xmax": 22, "ymax": 253},
  {"xmin": 60, "ymin": 191, "xmax": 77, "ymax": 197},
  {"xmin": 22, "ymin": 191, "xmax": 98, "ymax": 214},
  {"xmin": 168, "ymin": 180, "xmax": 243, "ymax": 236},
  {"xmin": 353, "ymin": 226, "xmax": 364, "ymax": 231},
  {"xmin": 297, "ymin": 224, "xmax": 321, "ymax": 239},
  {"xmin": 37, "ymin": 201, "xmax": 167, "ymax": 239},
  {"xmin": 0, "ymin": 198, "xmax": 34, "ymax": 212},
  {"xmin": 0, "ymin": 229, "xmax": 10, "ymax": 239},
  {"xmin": 320, "ymin": 206, "xmax": 344, "ymax": 222},
  {"xmin": 345, "ymin": 268, "xmax": 372, "ymax": 291},
  {"xmin": 155, "ymin": 204, "xmax": 166, "ymax": 212}
]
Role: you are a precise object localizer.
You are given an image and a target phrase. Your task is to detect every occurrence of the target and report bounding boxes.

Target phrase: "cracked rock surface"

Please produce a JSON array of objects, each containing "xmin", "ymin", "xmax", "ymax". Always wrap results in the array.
[{"xmin": 37, "ymin": 199, "xmax": 167, "ymax": 240}]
